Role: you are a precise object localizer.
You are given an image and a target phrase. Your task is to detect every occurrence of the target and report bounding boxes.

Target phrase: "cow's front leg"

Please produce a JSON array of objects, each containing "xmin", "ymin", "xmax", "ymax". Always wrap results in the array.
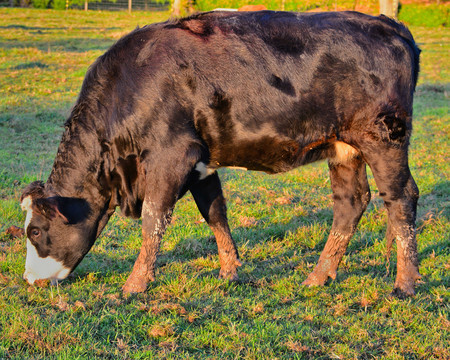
[
  {"xmin": 190, "ymin": 172, "xmax": 241, "ymax": 281},
  {"xmin": 122, "ymin": 200, "xmax": 172, "ymax": 294},
  {"xmin": 122, "ymin": 144, "xmax": 203, "ymax": 294}
]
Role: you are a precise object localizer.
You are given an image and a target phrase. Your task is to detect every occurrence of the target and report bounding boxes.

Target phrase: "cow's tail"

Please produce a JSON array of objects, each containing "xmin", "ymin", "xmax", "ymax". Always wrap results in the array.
[{"xmin": 378, "ymin": 15, "xmax": 421, "ymax": 89}]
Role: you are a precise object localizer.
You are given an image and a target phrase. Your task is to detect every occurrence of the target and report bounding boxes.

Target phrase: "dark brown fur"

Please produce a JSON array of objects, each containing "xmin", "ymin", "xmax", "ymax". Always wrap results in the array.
[{"xmin": 21, "ymin": 11, "xmax": 421, "ymax": 297}]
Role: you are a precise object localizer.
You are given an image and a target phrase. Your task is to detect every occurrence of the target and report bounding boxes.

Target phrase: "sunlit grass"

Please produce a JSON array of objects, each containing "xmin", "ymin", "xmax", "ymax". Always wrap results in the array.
[{"xmin": 0, "ymin": 7, "xmax": 449, "ymax": 359}]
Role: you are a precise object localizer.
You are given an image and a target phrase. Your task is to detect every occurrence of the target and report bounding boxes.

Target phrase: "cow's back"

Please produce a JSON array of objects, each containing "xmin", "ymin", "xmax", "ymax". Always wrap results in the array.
[{"xmin": 85, "ymin": 11, "xmax": 419, "ymax": 173}]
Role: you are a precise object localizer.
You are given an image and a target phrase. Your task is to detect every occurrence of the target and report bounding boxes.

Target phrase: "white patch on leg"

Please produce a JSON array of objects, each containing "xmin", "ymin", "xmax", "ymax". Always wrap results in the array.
[
  {"xmin": 23, "ymin": 239, "xmax": 71, "ymax": 285},
  {"xmin": 195, "ymin": 162, "xmax": 216, "ymax": 180},
  {"xmin": 142, "ymin": 199, "xmax": 155, "ymax": 218},
  {"xmin": 330, "ymin": 142, "xmax": 359, "ymax": 164}
]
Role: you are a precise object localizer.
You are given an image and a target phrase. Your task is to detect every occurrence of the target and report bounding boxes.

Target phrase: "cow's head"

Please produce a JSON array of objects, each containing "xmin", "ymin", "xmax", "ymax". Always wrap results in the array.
[{"xmin": 20, "ymin": 181, "xmax": 94, "ymax": 285}]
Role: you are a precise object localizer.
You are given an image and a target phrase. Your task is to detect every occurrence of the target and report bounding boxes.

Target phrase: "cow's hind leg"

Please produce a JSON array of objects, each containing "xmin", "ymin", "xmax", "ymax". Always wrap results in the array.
[
  {"xmin": 303, "ymin": 155, "xmax": 370, "ymax": 286},
  {"xmin": 363, "ymin": 147, "xmax": 420, "ymax": 297},
  {"xmin": 190, "ymin": 172, "xmax": 241, "ymax": 280}
]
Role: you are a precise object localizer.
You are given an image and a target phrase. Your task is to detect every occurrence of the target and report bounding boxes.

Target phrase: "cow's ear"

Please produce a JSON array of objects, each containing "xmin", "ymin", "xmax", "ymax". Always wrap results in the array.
[
  {"xmin": 21, "ymin": 181, "xmax": 45, "ymax": 207},
  {"xmin": 33, "ymin": 197, "xmax": 91, "ymax": 225},
  {"xmin": 33, "ymin": 197, "xmax": 69, "ymax": 223}
]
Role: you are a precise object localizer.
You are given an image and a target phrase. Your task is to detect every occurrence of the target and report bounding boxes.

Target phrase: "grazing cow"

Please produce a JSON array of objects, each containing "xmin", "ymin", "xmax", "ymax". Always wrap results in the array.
[{"xmin": 20, "ymin": 11, "xmax": 421, "ymax": 297}]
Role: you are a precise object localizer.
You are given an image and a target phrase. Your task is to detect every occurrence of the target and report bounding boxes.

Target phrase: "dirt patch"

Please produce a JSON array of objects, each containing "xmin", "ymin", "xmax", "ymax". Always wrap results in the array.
[{"xmin": 4, "ymin": 226, "xmax": 25, "ymax": 240}]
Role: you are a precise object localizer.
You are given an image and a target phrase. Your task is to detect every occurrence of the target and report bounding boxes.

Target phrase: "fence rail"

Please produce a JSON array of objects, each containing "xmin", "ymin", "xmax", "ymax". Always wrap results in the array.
[{"xmin": 0, "ymin": 0, "xmax": 170, "ymax": 11}]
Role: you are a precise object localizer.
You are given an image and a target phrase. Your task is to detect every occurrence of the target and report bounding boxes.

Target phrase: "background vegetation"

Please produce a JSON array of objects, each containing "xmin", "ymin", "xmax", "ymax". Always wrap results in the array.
[
  {"xmin": 0, "ymin": 5, "xmax": 449, "ymax": 359},
  {"xmin": 194, "ymin": 0, "xmax": 377, "ymax": 12},
  {"xmin": 5, "ymin": 0, "xmax": 450, "ymax": 26}
]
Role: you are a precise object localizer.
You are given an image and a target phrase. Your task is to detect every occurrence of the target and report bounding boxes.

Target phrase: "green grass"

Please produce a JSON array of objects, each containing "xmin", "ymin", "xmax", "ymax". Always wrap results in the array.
[
  {"xmin": 1, "ymin": 7, "xmax": 449, "ymax": 359},
  {"xmin": 399, "ymin": 3, "xmax": 449, "ymax": 28}
]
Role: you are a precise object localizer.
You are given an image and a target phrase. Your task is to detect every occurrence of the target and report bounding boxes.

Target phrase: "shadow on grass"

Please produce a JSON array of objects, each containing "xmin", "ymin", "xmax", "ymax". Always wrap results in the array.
[
  {"xmin": 0, "ymin": 38, "xmax": 115, "ymax": 52},
  {"xmin": 12, "ymin": 61, "xmax": 49, "ymax": 70},
  {"xmin": 417, "ymin": 180, "xmax": 450, "ymax": 221},
  {"xmin": 51, "ymin": 180, "xmax": 449, "ymax": 296},
  {"xmin": 0, "ymin": 24, "xmax": 120, "ymax": 31},
  {"xmin": 66, "ymin": 206, "xmax": 358, "ymax": 288},
  {"xmin": 419, "ymin": 239, "xmax": 450, "ymax": 262}
]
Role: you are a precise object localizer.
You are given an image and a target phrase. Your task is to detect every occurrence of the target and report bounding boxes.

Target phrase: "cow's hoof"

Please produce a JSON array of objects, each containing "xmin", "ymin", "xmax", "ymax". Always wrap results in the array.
[
  {"xmin": 391, "ymin": 287, "xmax": 415, "ymax": 299},
  {"xmin": 122, "ymin": 278, "xmax": 148, "ymax": 294},
  {"xmin": 392, "ymin": 269, "xmax": 421, "ymax": 298},
  {"xmin": 392, "ymin": 279, "xmax": 417, "ymax": 298},
  {"xmin": 219, "ymin": 268, "xmax": 239, "ymax": 282}
]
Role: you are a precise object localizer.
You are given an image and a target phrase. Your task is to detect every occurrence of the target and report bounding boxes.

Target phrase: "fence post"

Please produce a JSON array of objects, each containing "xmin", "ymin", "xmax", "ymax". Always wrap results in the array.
[
  {"xmin": 379, "ymin": 0, "xmax": 399, "ymax": 19},
  {"xmin": 172, "ymin": 0, "xmax": 181, "ymax": 16},
  {"xmin": 85, "ymin": 0, "xmax": 88, "ymax": 10},
  {"xmin": 128, "ymin": 0, "xmax": 132, "ymax": 13}
]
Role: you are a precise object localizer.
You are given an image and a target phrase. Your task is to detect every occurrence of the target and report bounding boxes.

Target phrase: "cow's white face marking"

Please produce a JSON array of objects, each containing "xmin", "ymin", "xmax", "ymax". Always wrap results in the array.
[
  {"xmin": 21, "ymin": 195, "xmax": 70, "ymax": 285},
  {"xmin": 21, "ymin": 195, "xmax": 33, "ymax": 231},
  {"xmin": 21, "ymin": 195, "xmax": 32, "ymax": 212},
  {"xmin": 23, "ymin": 239, "xmax": 71, "ymax": 285},
  {"xmin": 195, "ymin": 162, "xmax": 216, "ymax": 180}
]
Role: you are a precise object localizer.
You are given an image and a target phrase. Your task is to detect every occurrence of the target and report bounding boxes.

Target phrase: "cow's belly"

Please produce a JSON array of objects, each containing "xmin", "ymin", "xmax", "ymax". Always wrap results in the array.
[
  {"xmin": 207, "ymin": 135, "xmax": 340, "ymax": 174},
  {"xmin": 198, "ymin": 136, "xmax": 360, "ymax": 177}
]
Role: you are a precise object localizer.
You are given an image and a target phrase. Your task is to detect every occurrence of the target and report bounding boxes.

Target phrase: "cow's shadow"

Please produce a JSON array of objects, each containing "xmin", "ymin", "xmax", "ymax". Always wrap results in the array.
[
  {"xmin": 69, "ymin": 205, "xmax": 333, "ymax": 285},
  {"xmin": 70, "ymin": 180, "xmax": 449, "ymax": 295},
  {"xmin": 71, "ymin": 205, "xmax": 366, "ymax": 286}
]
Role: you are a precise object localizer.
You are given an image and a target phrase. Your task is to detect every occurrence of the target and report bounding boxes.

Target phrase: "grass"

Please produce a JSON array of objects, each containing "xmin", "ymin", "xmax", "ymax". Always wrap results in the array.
[
  {"xmin": 398, "ymin": 3, "xmax": 449, "ymax": 28},
  {"xmin": 0, "ymin": 7, "xmax": 449, "ymax": 360}
]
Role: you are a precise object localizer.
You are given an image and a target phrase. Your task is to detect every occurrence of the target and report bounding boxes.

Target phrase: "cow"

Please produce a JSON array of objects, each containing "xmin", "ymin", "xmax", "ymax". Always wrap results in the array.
[{"xmin": 20, "ymin": 10, "xmax": 421, "ymax": 297}]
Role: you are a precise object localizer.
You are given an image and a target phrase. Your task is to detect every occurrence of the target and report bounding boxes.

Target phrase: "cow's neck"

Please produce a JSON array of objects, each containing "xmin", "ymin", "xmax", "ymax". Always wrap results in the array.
[
  {"xmin": 46, "ymin": 120, "xmax": 115, "ymax": 242},
  {"xmin": 46, "ymin": 118, "xmax": 110, "ymax": 214}
]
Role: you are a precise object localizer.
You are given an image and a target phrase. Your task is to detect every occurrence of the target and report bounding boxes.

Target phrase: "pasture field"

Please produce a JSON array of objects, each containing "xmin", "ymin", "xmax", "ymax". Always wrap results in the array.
[{"xmin": 0, "ymin": 8, "xmax": 449, "ymax": 359}]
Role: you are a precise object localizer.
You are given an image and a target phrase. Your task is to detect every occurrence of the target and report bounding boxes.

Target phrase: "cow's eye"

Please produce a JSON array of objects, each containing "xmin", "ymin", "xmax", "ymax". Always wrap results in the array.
[{"xmin": 31, "ymin": 229, "xmax": 41, "ymax": 239}]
